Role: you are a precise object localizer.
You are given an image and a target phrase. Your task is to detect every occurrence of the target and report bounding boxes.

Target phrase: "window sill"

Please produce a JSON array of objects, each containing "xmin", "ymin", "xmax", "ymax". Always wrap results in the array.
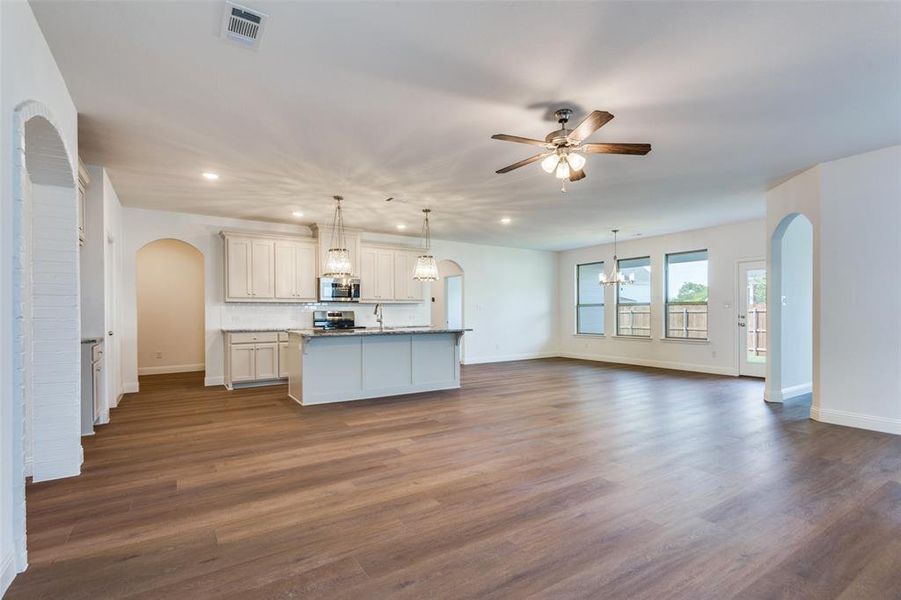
[
  {"xmin": 573, "ymin": 333, "xmax": 606, "ymax": 338},
  {"xmin": 611, "ymin": 335, "xmax": 653, "ymax": 342},
  {"xmin": 660, "ymin": 337, "xmax": 710, "ymax": 345}
]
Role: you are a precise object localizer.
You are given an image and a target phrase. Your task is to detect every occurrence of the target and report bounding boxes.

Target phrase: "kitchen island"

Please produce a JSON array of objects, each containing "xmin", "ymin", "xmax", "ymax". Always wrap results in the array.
[{"xmin": 286, "ymin": 327, "xmax": 470, "ymax": 405}]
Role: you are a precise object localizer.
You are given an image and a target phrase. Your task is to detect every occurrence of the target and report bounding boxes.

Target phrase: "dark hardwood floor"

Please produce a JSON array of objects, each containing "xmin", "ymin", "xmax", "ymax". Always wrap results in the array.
[{"xmin": 7, "ymin": 359, "xmax": 901, "ymax": 599}]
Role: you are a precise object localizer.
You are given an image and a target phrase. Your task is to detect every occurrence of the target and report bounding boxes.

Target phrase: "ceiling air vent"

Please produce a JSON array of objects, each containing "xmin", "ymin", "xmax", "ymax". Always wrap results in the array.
[{"xmin": 220, "ymin": 2, "xmax": 267, "ymax": 49}]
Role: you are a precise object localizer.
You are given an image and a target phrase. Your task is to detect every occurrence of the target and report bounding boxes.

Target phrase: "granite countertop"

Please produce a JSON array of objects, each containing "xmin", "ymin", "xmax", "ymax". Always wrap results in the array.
[
  {"xmin": 220, "ymin": 328, "xmax": 293, "ymax": 333},
  {"xmin": 289, "ymin": 327, "xmax": 472, "ymax": 338}
]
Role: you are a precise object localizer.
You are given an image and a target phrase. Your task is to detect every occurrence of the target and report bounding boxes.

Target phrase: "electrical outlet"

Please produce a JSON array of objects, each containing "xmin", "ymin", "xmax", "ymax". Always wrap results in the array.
[{"xmin": 155, "ymin": 351, "xmax": 163, "ymax": 359}]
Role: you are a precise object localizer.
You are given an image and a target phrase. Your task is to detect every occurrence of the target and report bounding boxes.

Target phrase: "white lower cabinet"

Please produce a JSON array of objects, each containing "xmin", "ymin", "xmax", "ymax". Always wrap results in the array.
[
  {"xmin": 278, "ymin": 342, "xmax": 289, "ymax": 378},
  {"xmin": 225, "ymin": 332, "xmax": 289, "ymax": 389},
  {"xmin": 229, "ymin": 344, "xmax": 257, "ymax": 383},
  {"xmin": 254, "ymin": 342, "xmax": 278, "ymax": 380}
]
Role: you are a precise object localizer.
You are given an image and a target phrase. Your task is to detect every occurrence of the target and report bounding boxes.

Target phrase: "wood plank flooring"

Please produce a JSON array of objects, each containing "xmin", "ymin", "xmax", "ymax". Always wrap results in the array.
[{"xmin": 7, "ymin": 359, "xmax": 901, "ymax": 599}]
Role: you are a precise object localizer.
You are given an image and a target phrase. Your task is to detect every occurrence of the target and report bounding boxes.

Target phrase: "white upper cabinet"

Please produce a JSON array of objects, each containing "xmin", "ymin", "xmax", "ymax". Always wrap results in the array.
[
  {"xmin": 275, "ymin": 241, "xmax": 317, "ymax": 300},
  {"xmin": 394, "ymin": 251, "xmax": 424, "ymax": 302},
  {"xmin": 250, "ymin": 239, "xmax": 275, "ymax": 298},
  {"xmin": 226, "ymin": 237, "xmax": 253, "ymax": 299},
  {"xmin": 223, "ymin": 232, "xmax": 316, "ymax": 303},
  {"xmin": 360, "ymin": 245, "xmax": 424, "ymax": 302}
]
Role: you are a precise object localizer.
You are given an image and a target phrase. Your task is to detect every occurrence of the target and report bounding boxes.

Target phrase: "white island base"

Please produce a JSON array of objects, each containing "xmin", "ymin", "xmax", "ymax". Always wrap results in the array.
[{"xmin": 286, "ymin": 329, "xmax": 467, "ymax": 405}]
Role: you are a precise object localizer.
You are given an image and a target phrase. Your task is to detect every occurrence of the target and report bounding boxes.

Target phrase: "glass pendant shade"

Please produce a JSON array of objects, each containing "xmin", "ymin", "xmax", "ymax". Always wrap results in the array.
[
  {"xmin": 598, "ymin": 229, "xmax": 635, "ymax": 287},
  {"xmin": 323, "ymin": 195, "xmax": 353, "ymax": 276},
  {"xmin": 555, "ymin": 160, "xmax": 571, "ymax": 179},
  {"xmin": 541, "ymin": 154, "xmax": 560, "ymax": 173},
  {"xmin": 324, "ymin": 248, "xmax": 352, "ymax": 277},
  {"xmin": 567, "ymin": 152, "xmax": 586, "ymax": 171},
  {"xmin": 413, "ymin": 255, "xmax": 439, "ymax": 281},
  {"xmin": 414, "ymin": 208, "xmax": 439, "ymax": 281}
]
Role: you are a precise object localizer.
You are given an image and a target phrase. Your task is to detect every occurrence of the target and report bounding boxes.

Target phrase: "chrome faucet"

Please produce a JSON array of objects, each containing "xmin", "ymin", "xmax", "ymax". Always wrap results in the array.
[{"xmin": 373, "ymin": 303, "xmax": 384, "ymax": 330}]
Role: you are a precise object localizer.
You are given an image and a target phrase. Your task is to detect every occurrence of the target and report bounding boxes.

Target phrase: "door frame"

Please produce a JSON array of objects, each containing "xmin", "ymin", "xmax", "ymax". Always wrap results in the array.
[{"xmin": 736, "ymin": 258, "xmax": 766, "ymax": 377}]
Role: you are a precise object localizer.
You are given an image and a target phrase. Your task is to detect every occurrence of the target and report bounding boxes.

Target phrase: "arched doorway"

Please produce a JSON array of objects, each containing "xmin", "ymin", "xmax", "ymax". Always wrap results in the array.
[
  {"xmin": 136, "ymin": 239, "xmax": 205, "ymax": 379},
  {"xmin": 430, "ymin": 260, "xmax": 464, "ymax": 361},
  {"xmin": 11, "ymin": 103, "xmax": 81, "ymax": 571},
  {"xmin": 767, "ymin": 213, "xmax": 814, "ymax": 411}
]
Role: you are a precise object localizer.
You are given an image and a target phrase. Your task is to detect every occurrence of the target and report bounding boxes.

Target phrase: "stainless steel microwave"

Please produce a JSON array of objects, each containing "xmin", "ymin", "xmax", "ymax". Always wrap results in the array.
[{"xmin": 318, "ymin": 277, "xmax": 360, "ymax": 303}]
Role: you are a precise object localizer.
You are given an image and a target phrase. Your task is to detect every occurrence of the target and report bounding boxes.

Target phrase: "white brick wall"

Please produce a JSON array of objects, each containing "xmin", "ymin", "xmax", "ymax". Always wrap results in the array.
[{"xmin": 8, "ymin": 104, "xmax": 82, "ymax": 578}]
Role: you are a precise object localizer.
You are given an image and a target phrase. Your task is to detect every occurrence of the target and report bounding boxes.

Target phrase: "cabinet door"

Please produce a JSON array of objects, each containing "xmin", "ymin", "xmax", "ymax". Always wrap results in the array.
[
  {"xmin": 278, "ymin": 342, "xmax": 289, "ymax": 378},
  {"xmin": 406, "ymin": 253, "xmax": 424, "ymax": 301},
  {"xmin": 359, "ymin": 247, "xmax": 379, "ymax": 300},
  {"xmin": 251, "ymin": 240, "xmax": 275, "ymax": 298},
  {"xmin": 92, "ymin": 362, "xmax": 102, "ymax": 422},
  {"xmin": 294, "ymin": 244, "xmax": 317, "ymax": 300},
  {"xmin": 393, "ymin": 252, "xmax": 408, "ymax": 301},
  {"xmin": 254, "ymin": 342, "xmax": 278, "ymax": 380},
  {"xmin": 226, "ymin": 238, "xmax": 253, "ymax": 299},
  {"xmin": 377, "ymin": 250, "xmax": 395, "ymax": 300},
  {"xmin": 230, "ymin": 344, "xmax": 256, "ymax": 382},
  {"xmin": 274, "ymin": 242, "xmax": 296, "ymax": 299}
]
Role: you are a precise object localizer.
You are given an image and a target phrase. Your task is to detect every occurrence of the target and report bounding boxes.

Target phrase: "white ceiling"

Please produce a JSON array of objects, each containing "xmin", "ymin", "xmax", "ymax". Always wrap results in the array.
[{"xmin": 32, "ymin": 1, "xmax": 901, "ymax": 250}]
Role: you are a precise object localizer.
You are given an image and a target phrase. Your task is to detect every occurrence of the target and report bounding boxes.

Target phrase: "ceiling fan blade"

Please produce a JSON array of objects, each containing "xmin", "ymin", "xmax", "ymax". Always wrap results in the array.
[
  {"xmin": 495, "ymin": 153, "xmax": 545, "ymax": 174},
  {"xmin": 569, "ymin": 168, "xmax": 586, "ymax": 182},
  {"xmin": 491, "ymin": 134, "xmax": 549, "ymax": 147},
  {"xmin": 567, "ymin": 110, "xmax": 614, "ymax": 142},
  {"xmin": 581, "ymin": 143, "xmax": 651, "ymax": 155}
]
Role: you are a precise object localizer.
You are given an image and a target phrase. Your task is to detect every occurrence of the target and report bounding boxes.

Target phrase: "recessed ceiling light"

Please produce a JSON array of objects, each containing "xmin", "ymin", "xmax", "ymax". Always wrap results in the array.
[
  {"xmin": 202, "ymin": 172, "xmax": 219, "ymax": 180},
  {"xmin": 292, "ymin": 211, "xmax": 304, "ymax": 218},
  {"xmin": 500, "ymin": 217, "xmax": 512, "ymax": 224},
  {"xmin": 396, "ymin": 224, "xmax": 407, "ymax": 230}
]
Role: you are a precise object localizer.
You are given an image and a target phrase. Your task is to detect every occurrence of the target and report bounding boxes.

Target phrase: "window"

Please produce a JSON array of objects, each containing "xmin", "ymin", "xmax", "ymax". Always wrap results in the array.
[
  {"xmin": 665, "ymin": 250, "xmax": 709, "ymax": 339},
  {"xmin": 616, "ymin": 257, "xmax": 651, "ymax": 337},
  {"xmin": 576, "ymin": 262, "xmax": 604, "ymax": 335}
]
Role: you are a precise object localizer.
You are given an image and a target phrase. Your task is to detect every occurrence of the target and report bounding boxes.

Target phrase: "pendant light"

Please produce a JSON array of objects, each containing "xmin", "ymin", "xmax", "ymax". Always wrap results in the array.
[
  {"xmin": 599, "ymin": 229, "xmax": 635, "ymax": 286},
  {"xmin": 323, "ymin": 195, "xmax": 353, "ymax": 277},
  {"xmin": 413, "ymin": 209, "xmax": 439, "ymax": 281}
]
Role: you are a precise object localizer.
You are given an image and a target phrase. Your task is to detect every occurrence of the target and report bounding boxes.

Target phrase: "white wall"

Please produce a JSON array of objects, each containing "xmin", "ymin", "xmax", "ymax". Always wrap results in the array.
[
  {"xmin": 817, "ymin": 146, "xmax": 901, "ymax": 433},
  {"xmin": 0, "ymin": 0, "xmax": 80, "ymax": 591},
  {"xmin": 768, "ymin": 145, "xmax": 901, "ymax": 434},
  {"xmin": 136, "ymin": 239, "xmax": 205, "ymax": 374},
  {"xmin": 119, "ymin": 208, "xmax": 559, "ymax": 390},
  {"xmin": 777, "ymin": 216, "xmax": 813, "ymax": 393},
  {"xmin": 557, "ymin": 220, "xmax": 766, "ymax": 375}
]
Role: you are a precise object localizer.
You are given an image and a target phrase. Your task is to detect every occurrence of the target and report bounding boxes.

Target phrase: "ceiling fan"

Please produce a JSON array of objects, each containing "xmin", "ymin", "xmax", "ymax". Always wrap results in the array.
[{"xmin": 491, "ymin": 108, "xmax": 651, "ymax": 191}]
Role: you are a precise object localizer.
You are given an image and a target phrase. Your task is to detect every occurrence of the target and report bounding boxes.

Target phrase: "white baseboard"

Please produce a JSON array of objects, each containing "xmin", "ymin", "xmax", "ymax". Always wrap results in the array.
[
  {"xmin": 204, "ymin": 375, "xmax": 224, "ymax": 387},
  {"xmin": 559, "ymin": 352, "xmax": 738, "ymax": 377},
  {"xmin": 811, "ymin": 406, "xmax": 901, "ymax": 435},
  {"xmin": 463, "ymin": 352, "xmax": 558, "ymax": 365},
  {"xmin": 138, "ymin": 363, "xmax": 204, "ymax": 376},
  {"xmin": 123, "ymin": 382, "xmax": 139, "ymax": 394},
  {"xmin": 768, "ymin": 382, "xmax": 812, "ymax": 403},
  {"xmin": 2, "ymin": 550, "xmax": 17, "ymax": 598}
]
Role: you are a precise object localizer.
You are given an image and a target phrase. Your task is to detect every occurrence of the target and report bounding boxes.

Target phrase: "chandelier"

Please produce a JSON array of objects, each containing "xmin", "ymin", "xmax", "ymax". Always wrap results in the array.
[
  {"xmin": 413, "ymin": 209, "xmax": 439, "ymax": 281},
  {"xmin": 323, "ymin": 195, "xmax": 353, "ymax": 277},
  {"xmin": 599, "ymin": 229, "xmax": 635, "ymax": 286}
]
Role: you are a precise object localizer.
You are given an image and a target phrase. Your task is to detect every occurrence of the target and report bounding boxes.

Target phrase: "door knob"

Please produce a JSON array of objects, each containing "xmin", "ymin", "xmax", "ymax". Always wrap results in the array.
[{"xmin": 108, "ymin": 331, "xmax": 114, "ymax": 336}]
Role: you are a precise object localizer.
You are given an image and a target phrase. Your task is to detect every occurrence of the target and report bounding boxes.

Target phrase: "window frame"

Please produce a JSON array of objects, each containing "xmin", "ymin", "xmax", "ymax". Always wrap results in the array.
[
  {"xmin": 664, "ymin": 249, "xmax": 709, "ymax": 340},
  {"xmin": 615, "ymin": 256, "xmax": 651, "ymax": 338},
  {"xmin": 575, "ymin": 261, "xmax": 605, "ymax": 336}
]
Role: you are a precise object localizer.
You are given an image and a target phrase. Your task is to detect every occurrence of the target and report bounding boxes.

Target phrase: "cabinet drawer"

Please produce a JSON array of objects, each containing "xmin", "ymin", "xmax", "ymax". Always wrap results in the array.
[{"xmin": 230, "ymin": 332, "xmax": 279, "ymax": 344}]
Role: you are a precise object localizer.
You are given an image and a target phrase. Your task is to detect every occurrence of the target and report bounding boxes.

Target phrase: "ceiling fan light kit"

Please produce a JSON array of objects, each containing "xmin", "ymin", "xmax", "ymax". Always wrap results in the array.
[{"xmin": 491, "ymin": 107, "xmax": 651, "ymax": 191}]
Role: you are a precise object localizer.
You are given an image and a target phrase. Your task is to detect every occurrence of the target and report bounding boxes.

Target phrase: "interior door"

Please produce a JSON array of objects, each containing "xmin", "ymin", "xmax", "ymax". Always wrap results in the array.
[{"xmin": 738, "ymin": 261, "xmax": 767, "ymax": 377}]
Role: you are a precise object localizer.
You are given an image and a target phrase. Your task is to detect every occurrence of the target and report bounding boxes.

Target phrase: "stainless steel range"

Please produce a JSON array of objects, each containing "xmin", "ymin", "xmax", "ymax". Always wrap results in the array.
[{"xmin": 313, "ymin": 311, "xmax": 364, "ymax": 330}]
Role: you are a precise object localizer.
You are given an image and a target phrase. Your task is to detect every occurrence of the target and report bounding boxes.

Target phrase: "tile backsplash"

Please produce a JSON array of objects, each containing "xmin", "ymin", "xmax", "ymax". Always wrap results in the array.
[{"xmin": 219, "ymin": 301, "xmax": 429, "ymax": 330}]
